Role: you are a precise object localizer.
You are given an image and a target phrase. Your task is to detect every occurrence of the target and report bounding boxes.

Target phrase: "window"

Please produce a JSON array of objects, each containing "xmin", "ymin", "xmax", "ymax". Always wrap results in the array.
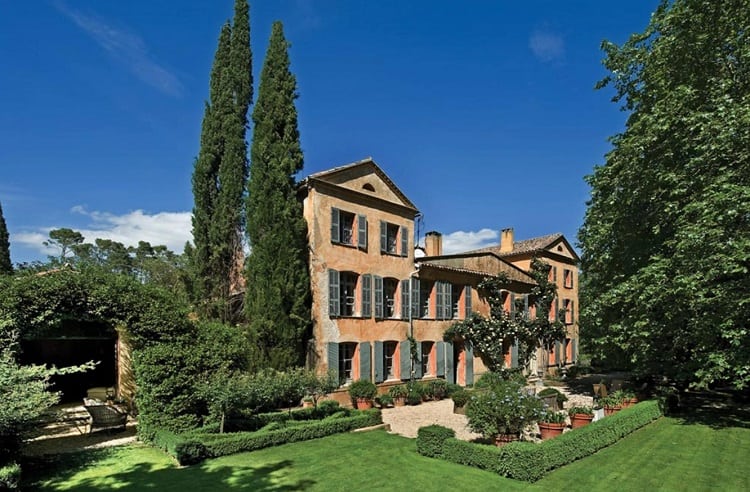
[
  {"xmin": 421, "ymin": 341, "xmax": 434, "ymax": 376},
  {"xmin": 563, "ymin": 269, "xmax": 573, "ymax": 289},
  {"xmin": 380, "ymin": 221, "xmax": 409, "ymax": 256},
  {"xmin": 383, "ymin": 341, "xmax": 397, "ymax": 380},
  {"xmin": 435, "ymin": 281, "xmax": 452, "ymax": 320},
  {"xmin": 562, "ymin": 299, "xmax": 574, "ymax": 325},
  {"xmin": 383, "ymin": 278, "xmax": 398, "ymax": 318},
  {"xmin": 549, "ymin": 265, "xmax": 558, "ymax": 284},
  {"xmin": 419, "ymin": 280, "xmax": 434, "ymax": 318},
  {"xmin": 331, "ymin": 208, "xmax": 367, "ymax": 249},
  {"xmin": 451, "ymin": 285, "xmax": 462, "ymax": 319},
  {"xmin": 339, "ymin": 342, "xmax": 356, "ymax": 384},
  {"xmin": 328, "ymin": 269, "xmax": 360, "ymax": 317}
]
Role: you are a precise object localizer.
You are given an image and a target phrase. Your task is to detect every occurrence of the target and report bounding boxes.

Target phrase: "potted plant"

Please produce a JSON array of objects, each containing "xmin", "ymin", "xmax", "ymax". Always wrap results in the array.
[
  {"xmin": 538, "ymin": 410, "xmax": 567, "ymax": 440},
  {"xmin": 348, "ymin": 379, "xmax": 377, "ymax": 410},
  {"xmin": 406, "ymin": 381, "xmax": 424, "ymax": 405},
  {"xmin": 301, "ymin": 395, "xmax": 314, "ymax": 409},
  {"xmin": 374, "ymin": 394, "xmax": 393, "ymax": 408},
  {"xmin": 428, "ymin": 379, "xmax": 449, "ymax": 400},
  {"xmin": 537, "ymin": 387, "xmax": 568, "ymax": 411},
  {"xmin": 568, "ymin": 406, "xmax": 595, "ymax": 428},
  {"xmin": 450, "ymin": 388, "xmax": 471, "ymax": 414},
  {"xmin": 600, "ymin": 393, "xmax": 623, "ymax": 416},
  {"xmin": 620, "ymin": 389, "xmax": 638, "ymax": 408},
  {"xmin": 465, "ymin": 379, "xmax": 543, "ymax": 446},
  {"xmin": 388, "ymin": 384, "xmax": 408, "ymax": 407}
]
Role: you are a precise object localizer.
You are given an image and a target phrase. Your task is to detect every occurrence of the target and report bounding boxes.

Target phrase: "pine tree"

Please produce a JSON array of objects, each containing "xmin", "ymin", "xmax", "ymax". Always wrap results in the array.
[
  {"xmin": 0, "ymin": 201, "xmax": 12, "ymax": 274},
  {"xmin": 245, "ymin": 22, "xmax": 311, "ymax": 370},
  {"xmin": 190, "ymin": 0, "xmax": 252, "ymax": 321}
]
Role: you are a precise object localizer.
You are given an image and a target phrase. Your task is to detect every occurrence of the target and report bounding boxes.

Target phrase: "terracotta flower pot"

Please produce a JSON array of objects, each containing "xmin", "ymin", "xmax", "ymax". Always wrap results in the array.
[
  {"xmin": 453, "ymin": 403, "xmax": 466, "ymax": 415},
  {"xmin": 494, "ymin": 433, "xmax": 520, "ymax": 447},
  {"xmin": 604, "ymin": 405, "xmax": 622, "ymax": 416},
  {"xmin": 356, "ymin": 398, "xmax": 373, "ymax": 410},
  {"xmin": 393, "ymin": 396, "xmax": 407, "ymax": 407},
  {"xmin": 570, "ymin": 413, "xmax": 594, "ymax": 429},
  {"xmin": 538, "ymin": 422, "xmax": 566, "ymax": 440},
  {"xmin": 621, "ymin": 397, "xmax": 639, "ymax": 408},
  {"xmin": 302, "ymin": 400, "xmax": 314, "ymax": 409}
]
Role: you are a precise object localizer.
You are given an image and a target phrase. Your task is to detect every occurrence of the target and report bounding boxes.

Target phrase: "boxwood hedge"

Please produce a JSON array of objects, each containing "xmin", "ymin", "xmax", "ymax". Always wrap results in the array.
[{"xmin": 417, "ymin": 400, "xmax": 661, "ymax": 482}]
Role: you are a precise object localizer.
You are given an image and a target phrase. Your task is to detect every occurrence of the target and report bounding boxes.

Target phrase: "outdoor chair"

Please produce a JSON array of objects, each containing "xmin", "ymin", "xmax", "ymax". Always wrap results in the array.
[{"xmin": 83, "ymin": 402, "xmax": 129, "ymax": 435}]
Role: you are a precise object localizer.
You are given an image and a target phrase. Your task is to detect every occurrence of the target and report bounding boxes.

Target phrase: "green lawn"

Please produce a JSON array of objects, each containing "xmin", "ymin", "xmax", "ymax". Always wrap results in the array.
[{"xmin": 27, "ymin": 411, "xmax": 750, "ymax": 491}]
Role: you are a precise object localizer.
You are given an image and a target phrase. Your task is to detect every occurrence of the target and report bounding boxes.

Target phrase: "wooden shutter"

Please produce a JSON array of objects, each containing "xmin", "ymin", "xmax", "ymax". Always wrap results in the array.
[
  {"xmin": 414, "ymin": 342, "xmax": 423, "ymax": 379},
  {"xmin": 400, "ymin": 340, "xmax": 411, "ymax": 380},
  {"xmin": 400, "ymin": 279, "xmax": 410, "ymax": 319},
  {"xmin": 400, "ymin": 226, "xmax": 409, "ymax": 257},
  {"xmin": 374, "ymin": 341, "xmax": 384, "ymax": 383},
  {"xmin": 380, "ymin": 221, "xmax": 387, "ymax": 252},
  {"xmin": 435, "ymin": 282, "xmax": 444, "ymax": 320},
  {"xmin": 465, "ymin": 286, "xmax": 472, "ymax": 316},
  {"xmin": 445, "ymin": 283, "xmax": 453, "ymax": 319},
  {"xmin": 445, "ymin": 341, "xmax": 455, "ymax": 384},
  {"xmin": 328, "ymin": 269, "xmax": 340, "ymax": 317},
  {"xmin": 359, "ymin": 342, "xmax": 371, "ymax": 381},
  {"xmin": 361, "ymin": 274, "xmax": 372, "ymax": 318},
  {"xmin": 327, "ymin": 342, "xmax": 339, "ymax": 382},
  {"xmin": 555, "ymin": 299, "xmax": 560, "ymax": 322},
  {"xmin": 331, "ymin": 208, "xmax": 340, "ymax": 243},
  {"xmin": 465, "ymin": 344, "xmax": 474, "ymax": 386},
  {"xmin": 374, "ymin": 276, "xmax": 384, "ymax": 319},
  {"xmin": 436, "ymin": 341, "xmax": 445, "ymax": 376},
  {"xmin": 411, "ymin": 277, "xmax": 420, "ymax": 318},
  {"xmin": 357, "ymin": 214, "xmax": 368, "ymax": 249},
  {"xmin": 510, "ymin": 339, "xmax": 519, "ymax": 368}
]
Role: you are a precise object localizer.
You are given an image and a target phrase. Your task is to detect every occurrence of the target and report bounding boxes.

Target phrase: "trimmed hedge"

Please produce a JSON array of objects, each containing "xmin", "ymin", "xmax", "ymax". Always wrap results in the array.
[
  {"xmin": 156, "ymin": 409, "xmax": 382, "ymax": 465},
  {"xmin": 416, "ymin": 425, "xmax": 455, "ymax": 458},
  {"xmin": 0, "ymin": 461, "xmax": 20, "ymax": 490},
  {"xmin": 417, "ymin": 400, "xmax": 661, "ymax": 482}
]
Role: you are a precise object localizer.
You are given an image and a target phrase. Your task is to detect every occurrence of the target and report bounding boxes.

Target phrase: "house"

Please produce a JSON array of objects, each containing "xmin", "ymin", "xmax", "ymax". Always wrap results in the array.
[{"xmin": 299, "ymin": 158, "xmax": 579, "ymax": 399}]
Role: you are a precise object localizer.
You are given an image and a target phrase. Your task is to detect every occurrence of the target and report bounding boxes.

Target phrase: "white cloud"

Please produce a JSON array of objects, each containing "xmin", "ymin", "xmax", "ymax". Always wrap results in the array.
[
  {"xmin": 55, "ymin": 1, "xmax": 184, "ymax": 97},
  {"xmin": 529, "ymin": 29, "xmax": 565, "ymax": 63},
  {"xmin": 15, "ymin": 208, "xmax": 192, "ymax": 256},
  {"xmin": 441, "ymin": 228, "xmax": 498, "ymax": 254}
]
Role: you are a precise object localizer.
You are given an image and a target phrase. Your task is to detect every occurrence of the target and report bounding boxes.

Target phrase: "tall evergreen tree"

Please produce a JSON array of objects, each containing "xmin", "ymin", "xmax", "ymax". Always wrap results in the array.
[
  {"xmin": 190, "ymin": 0, "xmax": 252, "ymax": 321},
  {"xmin": 0, "ymin": 201, "xmax": 11, "ymax": 274},
  {"xmin": 245, "ymin": 22, "xmax": 311, "ymax": 370},
  {"xmin": 579, "ymin": 0, "xmax": 750, "ymax": 389}
]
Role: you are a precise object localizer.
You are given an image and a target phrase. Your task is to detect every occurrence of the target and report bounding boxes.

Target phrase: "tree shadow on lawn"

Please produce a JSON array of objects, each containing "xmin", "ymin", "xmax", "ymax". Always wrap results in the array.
[
  {"xmin": 24, "ymin": 451, "xmax": 315, "ymax": 491},
  {"xmin": 670, "ymin": 391, "xmax": 750, "ymax": 430}
]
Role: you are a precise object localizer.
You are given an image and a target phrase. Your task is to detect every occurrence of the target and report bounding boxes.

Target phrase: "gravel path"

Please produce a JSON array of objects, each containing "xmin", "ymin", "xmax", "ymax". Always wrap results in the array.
[{"xmin": 381, "ymin": 399, "xmax": 481, "ymax": 440}]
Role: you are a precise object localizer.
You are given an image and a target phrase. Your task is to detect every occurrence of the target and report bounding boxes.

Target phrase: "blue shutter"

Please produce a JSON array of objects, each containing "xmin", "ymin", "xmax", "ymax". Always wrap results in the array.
[
  {"xmin": 328, "ymin": 269, "xmax": 340, "ymax": 317},
  {"xmin": 357, "ymin": 214, "xmax": 367, "ymax": 249},
  {"xmin": 400, "ymin": 226, "xmax": 409, "ymax": 257},
  {"xmin": 361, "ymin": 274, "xmax": 372, "ymax": 318},
  {"xmin": 380, "ymin": 221, "xmax": 387, "ymax": 252},
  {"xmin": 465, "ymin": 286, "xmax": 472, "ymax": 316},
  {"xmin": 414, "ymin": 342, "xmax": 423, "ymax": 379},
  {"xmin": 327, "ymin": 342, "xmax": 339, "ymax": 383},
  {"xmin": 411, "ymin": 277, "xmax": 420, "ymax": 318},
  {"xmin": 435, "ymin": 282, "xmax": 444, "ymax": 320},
  {"xmin": 465, "ymin": 344, "xmax": 474, "ymax": 386},
  {"xmin": 374, "ymin": 276, "xmax": 384, "ymax": 319},
  {"xmin": 331, "ymin": 208, "xmax": 340, "ymax": 243},
  {"xmin": 400, "ymin": 340, "xmax": 411, "ymax": 380},
  {"xmin": 436, "ymin": 341, "xmax": 446, "ymax": 376},
  {"xmin": 401, "ymin": 279, "xmax": 410, "ymax": 319},
  {"xmin": 445, "ymin": 283, "xmax": 453, "ymax": 319},
  {"xmin": 445, "ymin": 341, "xmax": 455, "ymax": 384},
  {"xmin": 359, "ymin": 342, "xmax": 371, "ymax": 381},
  {"xmin": 511, "ymin": 339, "xmax": 519, "ymax": 368},
  {"xmin": 374, "ymin": 341, "xmax": 384, "ymax": 383}
]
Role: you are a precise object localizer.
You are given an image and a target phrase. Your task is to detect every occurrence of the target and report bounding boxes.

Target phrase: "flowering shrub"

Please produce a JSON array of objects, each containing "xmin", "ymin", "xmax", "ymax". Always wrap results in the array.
[{"xmin": 465, "ymin": 379, "xmax": 543, "ymax": 438}]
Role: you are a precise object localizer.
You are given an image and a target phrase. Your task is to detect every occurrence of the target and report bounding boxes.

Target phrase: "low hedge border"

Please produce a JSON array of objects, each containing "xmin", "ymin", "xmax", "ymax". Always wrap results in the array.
[
  {"xmin": 155, "ymin": 409, "xmax": 382, "ymax": 465},
  {"xmin": 0, "ymin": 461, "xmax": 21, "ymax": 490},
  {"xmin": 417, "ymin": 400, "xmax": 661, "ymax": 482}
]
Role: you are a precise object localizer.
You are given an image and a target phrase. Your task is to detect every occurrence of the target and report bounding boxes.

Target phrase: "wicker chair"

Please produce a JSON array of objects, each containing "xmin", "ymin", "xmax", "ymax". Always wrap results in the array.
[{"xmin": 84, "ymin": 403, "xmax": 129, "ymax": 435}]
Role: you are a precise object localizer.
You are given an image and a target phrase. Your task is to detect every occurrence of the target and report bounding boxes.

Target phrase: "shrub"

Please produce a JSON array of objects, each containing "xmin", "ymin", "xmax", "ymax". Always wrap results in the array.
[
  {"xmin": 423, "ymin": 400, "xmax": 661, "ymax": 482},
  {"xmin": 388, "ymin": 384, "xmax": 408, "ymax": 398},
  {"xmin": 427, "ymin": 379, "xmax": 449, "ymax": 400},
  {"xmin": 348, "ymin": 380, "xmax": 377, "ymax": 400},
  {"xmin": 375, "ymin": 394, "xmax": 393, "ymax": 407},
  {"xmin": 406, "ymin": 381, "xmax": 424, "ymax": 405},
  {"xmin": 446, "ymin": 383, "xmax": 463, "ymax": 396},
  {"xmin": 451, "ymin": 389, "xmax": 471, "ymax": 407},
  {"xmin": 0, "ymin": 461, "xmax": 20, "ymax": 490},
  {"xmin": 568, "ymin": 406, "xmax": 594, "ymax": 416},
  {"xmin": 537, "ymin": 387, "xmax": 568, "ymax": 407},
  {"xmin": 416, "ymin": 425, "xmax": 455, "ymax": 458},
  {"xmin": 466, "ymin": 379, "xmax": 543, "ymax": 438},
  {"xmin": 539, "ymin": 410, "xmax": 567, "ymax": 424}
]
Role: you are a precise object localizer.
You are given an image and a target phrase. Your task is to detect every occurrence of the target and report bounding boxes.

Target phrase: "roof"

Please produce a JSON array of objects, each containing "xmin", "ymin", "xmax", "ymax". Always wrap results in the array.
[
  {"xmin": 303, "ymin": 157, "xmax": 418, "ymax": 212},
  {"xmin": 465, "ymin": 233, "xmax": 580, "ymax": 261},
  {"xmin": 419, "ymin": 251, "xmax": 537, "ymax": 285}
]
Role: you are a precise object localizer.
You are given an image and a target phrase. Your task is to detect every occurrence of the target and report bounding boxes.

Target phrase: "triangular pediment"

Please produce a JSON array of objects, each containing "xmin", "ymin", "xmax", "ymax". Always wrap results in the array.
[
  {"xmin": 306, "ymin": 158, "xmax": 417, "ymax": 211},
  {"xmin": 543, "ymin": 236, "xmax": 579, "ymax": 261}
]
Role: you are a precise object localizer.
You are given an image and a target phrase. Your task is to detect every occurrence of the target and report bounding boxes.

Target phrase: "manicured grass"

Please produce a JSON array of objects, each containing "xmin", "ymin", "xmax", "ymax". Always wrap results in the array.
[{"xmin": 27, "ymin": 408, "xmax": 750, "ymax": 491}]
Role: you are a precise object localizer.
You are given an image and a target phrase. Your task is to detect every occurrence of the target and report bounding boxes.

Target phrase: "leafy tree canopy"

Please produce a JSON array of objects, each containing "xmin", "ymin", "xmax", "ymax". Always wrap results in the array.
[{"xmin": 579, "ymin": 0, "xmax": 750, "ymax": 389}]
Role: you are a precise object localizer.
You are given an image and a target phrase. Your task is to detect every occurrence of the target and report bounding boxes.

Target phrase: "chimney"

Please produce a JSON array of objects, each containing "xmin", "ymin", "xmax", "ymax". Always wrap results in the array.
[
  {"xmin": 425, "ymin": 231, "xmax": 443, "ymax": 256},
  {"xmin": 500, "ymin": 228, "xmax": 514, "ymax": 253}
]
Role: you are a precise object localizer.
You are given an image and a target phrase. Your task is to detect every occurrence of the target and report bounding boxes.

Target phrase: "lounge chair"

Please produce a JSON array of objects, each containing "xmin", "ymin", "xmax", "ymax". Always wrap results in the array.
[{"xmin": 83, "ymin": 402, "xmax": 128, "ymax": 435}]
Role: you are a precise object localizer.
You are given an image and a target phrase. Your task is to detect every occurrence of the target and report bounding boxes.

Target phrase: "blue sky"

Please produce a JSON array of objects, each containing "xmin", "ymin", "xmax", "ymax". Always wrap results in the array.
[{"xmin": 0, "ymin": 1, "xmax": 658, "ymax": 264}]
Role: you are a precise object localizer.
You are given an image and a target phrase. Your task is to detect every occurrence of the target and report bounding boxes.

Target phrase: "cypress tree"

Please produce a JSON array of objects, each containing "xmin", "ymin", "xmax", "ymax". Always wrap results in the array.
[
  {"xmin": 191, "ymin": 0, "xmax": 252, "ymax": 321},
  {"xmin": 245, "ymin": 22, "xmax": 311, "ymax": 369},
  {"xmin": 0, "ymin": 201, "xmax": 12, "ymax": 274}
]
